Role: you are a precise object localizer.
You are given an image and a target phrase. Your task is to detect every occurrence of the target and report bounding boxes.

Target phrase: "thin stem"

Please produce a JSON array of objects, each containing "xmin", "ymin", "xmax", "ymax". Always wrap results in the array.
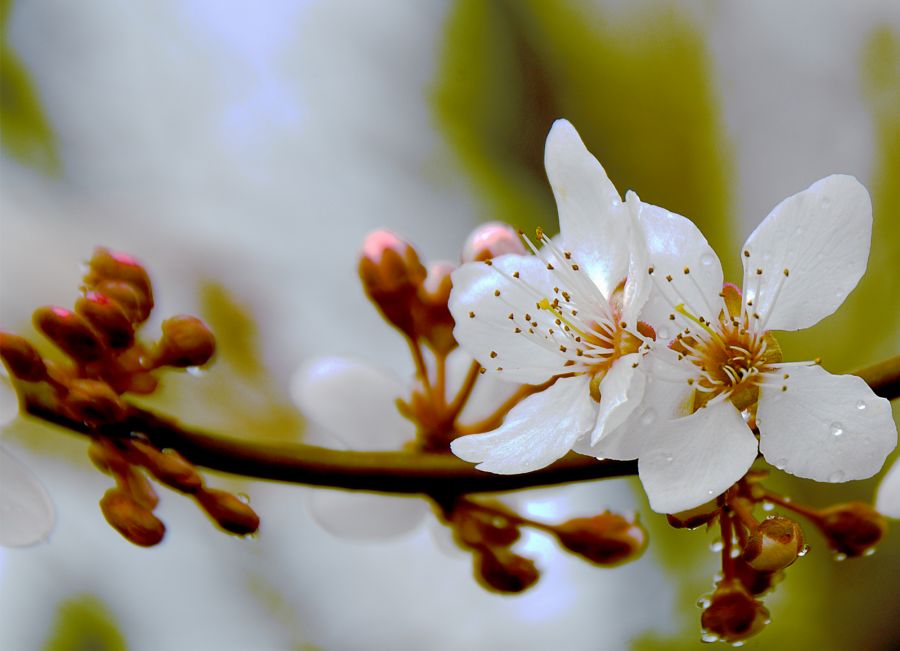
[
  {"xmin": 408, "ymin": 339, "xmax": 434, "ymax": 403},
  {"xmin": 434, "ymin": 351, "xmax": 448, "ymax": 412},
  {"xmin": 761, "ymin": 492, "xmax": 821, "ymax": 524},
  {"xmin": 446, "ymin": 360, "xmax": 481, "ymax": 425},
  {"xmin": 729, "ymin": 497, "xmax": 759, "ymax": 531},
  {"xmin": 720, "ymin": 511, "xmax": 735, "ymax": 581}
]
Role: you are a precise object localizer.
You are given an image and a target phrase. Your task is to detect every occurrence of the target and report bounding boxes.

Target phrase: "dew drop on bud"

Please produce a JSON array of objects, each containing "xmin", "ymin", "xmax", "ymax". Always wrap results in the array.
[{"xmin": 710, "ymin": 539, "xmax": 725, "ymax": 552}]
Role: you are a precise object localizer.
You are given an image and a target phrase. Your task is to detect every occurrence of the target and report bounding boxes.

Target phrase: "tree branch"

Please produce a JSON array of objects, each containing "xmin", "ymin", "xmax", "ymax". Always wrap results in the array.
[{"xmin": 23, "ymin": 355, "xmax": 900, "ymax": 496}]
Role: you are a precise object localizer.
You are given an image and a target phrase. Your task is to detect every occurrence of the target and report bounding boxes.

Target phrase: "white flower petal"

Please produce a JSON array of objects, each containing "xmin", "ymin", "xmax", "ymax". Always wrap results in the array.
[
  {"xmin": 307, "ymin": 489, "xmax": 427, "ymax": 540},
  {"xmin": 638, "ymin": 401, "xmax": 758, "ymax": 514},
  {"xmin": 0, "ymin": 446, "xmax": 55, "ymax": 547},
  {"xmin": 741, "ymin": 175, "xmax": 871, "ymax": 332},
  {"xmin": 620, "ymin": 191, "xmax": 652, "ymax": 325},
  {"xmin": 757, "ymin": 365, "xmax": 896, "ymax": 482},
  {"xmin": 290, "ymin": 357, "xmax": 415, "ymax": 450},
  {"xmin": 589, "ymin": 354, "xmax": 646, "ymax": 445},
  {"xmin": 450, "ymin": 254, "xmax": 577, "ymax": 384},
  {"xmin": 579, "ymin": 360, "xmax": 694, "ymax": 461},
  {"xmin": 544, "ymin": 119, "xmax": 629, "ymax": 297},
  {"xmin": 451, "ymin": 375, "xmax": 595, "ymax": 474},
  {"xmin": 636, "ymin": 200, "xmax": 724, "ymax": 331},
  {"xmin": 876, "ymin": 457, "xmax": 900, "ymax": 519}
]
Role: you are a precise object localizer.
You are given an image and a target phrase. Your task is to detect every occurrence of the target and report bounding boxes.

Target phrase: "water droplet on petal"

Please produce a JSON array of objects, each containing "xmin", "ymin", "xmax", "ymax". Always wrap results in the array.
[
  {"xmin": 829, "ymin": 470, "xmax": 846, "ymax": 482},
  {"xmin": 657, "ymin": 327, "xmax": 670, "ymax": 339},
  {"xmin": 700, "ymin": 253, "xmax": 715, "ymax": 267},
  {"xmin": 829, "ymin": 422, "xmax": 844, "ymax": 437},
  {"xmin": 856, "ymin": 400, "xmax": 867, "ymax": 410},
  {"xmin": 641, "ymin": 409, "xmax": 657, "ymax": 425}
]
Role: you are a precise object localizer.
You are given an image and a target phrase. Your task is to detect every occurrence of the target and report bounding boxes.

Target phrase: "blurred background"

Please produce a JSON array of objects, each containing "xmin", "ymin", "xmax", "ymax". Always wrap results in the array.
[{"xmin": 1, "ymin": 0, "xmax": 899, "ymax": 649}]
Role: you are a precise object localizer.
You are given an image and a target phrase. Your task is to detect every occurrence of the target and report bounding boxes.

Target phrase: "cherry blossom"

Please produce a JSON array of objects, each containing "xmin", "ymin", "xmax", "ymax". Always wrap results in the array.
[
  {"xmin": 620, "ymin": 175, "xmax": 897, "ymax": 513},
  {"xmin": 448, "ymin": 120, "xmax": 654, "ymax": 473}
]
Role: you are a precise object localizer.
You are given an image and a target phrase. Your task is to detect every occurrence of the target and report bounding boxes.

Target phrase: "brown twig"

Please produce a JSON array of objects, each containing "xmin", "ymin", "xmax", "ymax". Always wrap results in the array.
[{"xmin": 21, "ymin": 355, "xmax": 900, "ymax": 496}]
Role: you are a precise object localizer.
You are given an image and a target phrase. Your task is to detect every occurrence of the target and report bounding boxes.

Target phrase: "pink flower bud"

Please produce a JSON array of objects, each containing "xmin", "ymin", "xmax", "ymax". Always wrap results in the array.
[
  {"xmin": 358, "ymin": 230, "xmax": 426, "ymax": 336},
  {"xmin": 461, "ymin": 222, "xmax": 525, "ymax": 262},
  {"xmin": 33, "ymin": 307, "xmax": 106, "ymax": 363},
  {"xmin": 76, "ymin": 292, "xmax": 135, "ymax": 350},
  {"xmin": 85, "ymin": 248, "xmax": 154, "ymax": 307}
]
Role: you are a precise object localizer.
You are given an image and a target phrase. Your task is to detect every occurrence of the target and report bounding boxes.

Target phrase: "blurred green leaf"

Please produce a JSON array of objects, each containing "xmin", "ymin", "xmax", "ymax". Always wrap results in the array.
[
  {"xmin": 433, "ymin": 0, "xmax": 735, "ymax": 275},
  {"xmin": 42, "ymin": 595, "xmax": 127, "ymax": 651},
  {"xmin": 0, "ymin": 0, "xmax": 59, "ymax": 173}
]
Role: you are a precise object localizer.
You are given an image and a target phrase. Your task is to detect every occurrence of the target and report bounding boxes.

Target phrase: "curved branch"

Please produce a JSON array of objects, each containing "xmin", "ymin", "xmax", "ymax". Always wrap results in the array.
[{"xmin": 23, "ymin": 355, "xmax": 900, "ymax": 496}]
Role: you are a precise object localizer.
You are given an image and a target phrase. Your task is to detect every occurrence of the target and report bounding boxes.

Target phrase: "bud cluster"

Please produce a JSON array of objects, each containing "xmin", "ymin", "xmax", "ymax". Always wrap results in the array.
[
  {"xmin": 676, "ymin": 472, "xmax": 889, "ymax": 644},
  {"xmin": 1, "ymin": 248, "xmax": 259, "ymax": 546},
  {"xmin": 440, "ymin": 497, "xmax": 646, "ymax": 594}
]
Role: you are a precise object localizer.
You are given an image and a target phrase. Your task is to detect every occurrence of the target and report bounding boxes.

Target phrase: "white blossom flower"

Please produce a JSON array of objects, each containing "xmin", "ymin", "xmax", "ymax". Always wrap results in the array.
[
  {"xmin": 621, "ymin": 175, "xmax": 897, "ymax": 514},
  {"xmin": 0, "ymin": 376, "xmax": 55, "ymax": 547},
  {"xmin": 448, "ymin": 119, "xmax": 654, "ymax": 474},
  {"xmin": 876, "ymin": 456, "xmax": 900, "ymax": 519}
]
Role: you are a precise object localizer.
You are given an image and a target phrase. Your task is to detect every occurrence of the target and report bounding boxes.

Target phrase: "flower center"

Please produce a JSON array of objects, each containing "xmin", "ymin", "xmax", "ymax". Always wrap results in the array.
[{"xmin": 671, "ymin": 299, "xmax": 782, "ymax": 412}]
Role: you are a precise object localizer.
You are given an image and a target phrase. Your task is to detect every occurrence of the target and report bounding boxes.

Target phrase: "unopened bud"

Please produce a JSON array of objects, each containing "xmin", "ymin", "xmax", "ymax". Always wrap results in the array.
[
  {"xmin": 474, "ymin": 546, "xmax": 539, "ymax": 594},
  {"xmin": 195, "ymin": 488, "xmax": 260, "ymax": 536},
  {"xmin": 358, "ymin": 230, "xmax": 426, "ymax": 335},
  {"xmin": 100, "ymin": 488, "xmax": 166, "ymax": 546},
  {"xmin": 700, "ymin": 581, "xmax": 770, "ymax": 644},
  {"xmin": 554, "ymin": 511, "xmax": 646, "ymax": 566},
  {"xmin": 93, "ymin": 280, "xmax": 153, "ymax": 324},
  {"xmin": 85, "ymin": 248, "xmax": 153, "ymax": 306},
  {"xmin": 65, "ymin": 379, "xmax": 127, "ymax": 424},
  {"xmin": 76, "ymin": 292, "xmax": 135, "ymax": 350},
  {"xmin": 152, "ymin": 316, "xmax": 216, "ymax": 368},
  {"xmin": 121, "ymin": 467, "xmax": 159, "ymax": 511},
  {"xmin": 461, "ymin": 222, "xmax": 525, "ymax": 263},
  {"xmin": 666, "ymin": 500, "xmax": 721, "ymax": 530},
  {"xmin": 817, "ymin": 502, "xmax": 887, "ymax": 558},
  {"xmin": 129, "ymin": 441, "xmax": 202, "ymax": 493},
  {"xmin": 742, "ymin": 515, "xmax": 805, "ymax": 572},
  {"xmin": 88, "ymin": 439, "xmax": 129, "ymax": 474},
  {"xmin": 33, "ymin": 307, "xmax": 105, "ymax": 362},
  {"xmin": 0, "ymin": 332, "xmax": 47, "ymax": 382}
]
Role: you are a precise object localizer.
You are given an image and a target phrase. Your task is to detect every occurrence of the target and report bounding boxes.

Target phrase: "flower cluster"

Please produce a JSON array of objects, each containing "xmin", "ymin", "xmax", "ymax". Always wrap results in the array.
[
  {"xmin": 444, "ymin": 119, "xmax": 898, "ymax": 640},
  {"xmin": 449, "ymin": 120, "xmax": 896, "ymax": 512},
  {"xmin": 0, "ymin": 247, "xmax": 259, "ymax": 546},
  {"xmin": 291, "ymin": 225, "xmax": 647, "ymax": 589}
]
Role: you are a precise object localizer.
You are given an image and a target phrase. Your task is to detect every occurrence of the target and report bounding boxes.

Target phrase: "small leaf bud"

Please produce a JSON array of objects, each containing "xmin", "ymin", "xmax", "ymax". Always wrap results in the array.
[
  {"xmin": 0, "ymin": 332, "xmax": 47, "ymax": 382},
  {"xmin": 33, "ymin": 307, "xmax": 105, "ymax": 362},
  {"xmin": 474, "ymin": 546, "xmax": 539, "ymax": 594},
  {"xmin": 461, "ymin": 222, "xmax": 526, "ymax": 263},
  {"xmin": 358, "ymin": 230, "xmax": 426, "ymax": 336},
  {"xmin": 700, "ymin": 581, "xmax": 770, "ymax": 644},
  {"xmin": 195, "ymin": 488, "xmax": 260, "ymax": 536},
  {"xmin": 817, "ymin": 502, "xmax": 887, "ymax": 558},
  {"xmin": 554, "ymin": 511, "xmax": 647, "ymax": 566},
  {"xmin": 741, "ymin": 515, "xmax": 805, "ymax": 572},
  {"xmin": 75, "ymin": 292, "xmax": 135, "ymax": 350},
  {"xmin": 100, "ymin": 488, "xmax": 166, "ymax": 547},
  {"xmin": 65, "ymin": 379, "xmax": 127, "ymax": 424},
  {"xmin": 152, "ymin": 316, "xmax": 216, "ymax": 368}
]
